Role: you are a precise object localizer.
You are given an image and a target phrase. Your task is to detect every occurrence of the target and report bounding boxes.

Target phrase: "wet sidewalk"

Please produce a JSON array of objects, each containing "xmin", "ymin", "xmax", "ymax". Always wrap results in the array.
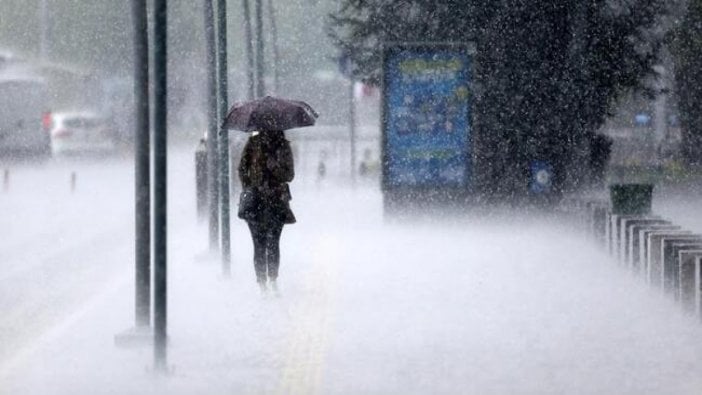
[{"xmin": 4, "ymin": 186, "xmax": 702, "ymax": 394}]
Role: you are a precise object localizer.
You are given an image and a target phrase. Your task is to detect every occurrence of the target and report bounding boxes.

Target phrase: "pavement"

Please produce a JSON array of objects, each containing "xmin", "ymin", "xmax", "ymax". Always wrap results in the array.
[{"xmin": 3, "ymin": 153, "xmax": 702, "ymax": 394}]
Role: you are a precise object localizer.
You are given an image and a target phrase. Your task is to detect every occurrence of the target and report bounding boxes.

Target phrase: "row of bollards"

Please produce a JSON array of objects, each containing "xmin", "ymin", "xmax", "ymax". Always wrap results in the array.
[
  {"xmin": 1, "ymin": 169, "xmax": 77, "ymax": 193},
  {"xmin": 563, "ymin": 185, "xmax": 702, "ymax": 318}
]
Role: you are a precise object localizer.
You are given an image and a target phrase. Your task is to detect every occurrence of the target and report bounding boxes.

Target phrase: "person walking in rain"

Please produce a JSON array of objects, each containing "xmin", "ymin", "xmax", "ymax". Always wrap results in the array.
[
  {"xmin": 224, "ymin": 95, "xmax": 317, "ymax": 296},
  {"xmin": 238, "ymin": 130, "xmax": 296, "ymax": 295}
]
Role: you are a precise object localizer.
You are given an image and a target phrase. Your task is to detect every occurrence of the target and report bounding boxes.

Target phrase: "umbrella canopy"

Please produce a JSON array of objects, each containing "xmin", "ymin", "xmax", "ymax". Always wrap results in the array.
[{"xmin": 223, "ymin": 95, "xmax": 318, "ymax": 132}]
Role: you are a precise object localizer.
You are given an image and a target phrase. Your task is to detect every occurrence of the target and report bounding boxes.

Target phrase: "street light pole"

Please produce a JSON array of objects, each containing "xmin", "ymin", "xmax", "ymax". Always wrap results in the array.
[
  {"xmin": 153, "ymin": 0, "xmax": 168, "ymax": 372},
  {"xmin": 216, "ymin": 0, "xmax": 231, "ymax": 275},
  {"xmin": 267, "ymin": 0, "xmax": 280, "ymax": 93},
  {"xmin": 205, "ymin": 0, "xmax": 220, "ymax": 251},
  {"xmin": 254, "ymin": 0, "xmax": 265, "ymax": 98},
  {"xmin": 38, "ymin": 0, "xmax": 49, "ymax": 59},
  {"xmin": 132, "ymin": 0, "xmax": 151, "ymax": 329},
  {"xmin": 243, "ymin": 0, "xmax": 255, "ymax": 100},
  {"xmin": 342, "ymin": 52, "xmax": 357, "ymax": 187}
]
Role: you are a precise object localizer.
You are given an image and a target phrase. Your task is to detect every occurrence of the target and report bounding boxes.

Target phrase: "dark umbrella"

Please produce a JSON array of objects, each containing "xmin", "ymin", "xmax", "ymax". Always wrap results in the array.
[{"xmin": 223, "ymin": 95, "xmax": 318, "ymax": 132}]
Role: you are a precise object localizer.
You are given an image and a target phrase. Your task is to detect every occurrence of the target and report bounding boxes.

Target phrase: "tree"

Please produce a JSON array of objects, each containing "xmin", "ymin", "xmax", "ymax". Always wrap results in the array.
[
  {"xmin": 329, "ymin": 0, "xmax": 669, "ymax": 198},
  {"xmin": 671, "ymin": 0, "xmax": 702, "ymax": 167}
]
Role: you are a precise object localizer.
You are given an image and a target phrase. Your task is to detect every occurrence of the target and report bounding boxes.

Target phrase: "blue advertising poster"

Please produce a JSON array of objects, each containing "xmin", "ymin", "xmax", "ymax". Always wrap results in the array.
[{"xmin": 383, "ymin": 45, "xmax": 472, "ymax": 188}]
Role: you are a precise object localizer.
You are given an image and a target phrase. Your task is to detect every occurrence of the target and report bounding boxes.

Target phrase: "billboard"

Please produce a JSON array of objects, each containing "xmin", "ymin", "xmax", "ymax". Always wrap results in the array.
[{"xmin": 382, "ymin": 43, "xmax": 474, "ymax": 189}]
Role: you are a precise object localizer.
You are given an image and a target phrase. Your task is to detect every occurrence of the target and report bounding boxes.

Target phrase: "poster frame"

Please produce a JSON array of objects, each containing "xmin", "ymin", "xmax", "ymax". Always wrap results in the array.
[{"xmin": 381, "ymin": 42, "xmax": 477, "ymax": 209}]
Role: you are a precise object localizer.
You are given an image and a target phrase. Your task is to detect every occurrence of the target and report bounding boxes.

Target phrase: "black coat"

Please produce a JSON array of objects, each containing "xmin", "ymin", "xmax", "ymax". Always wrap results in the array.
[{"xmin": 238, "ymin": 132, "xmax": 296, "ymax": 225}]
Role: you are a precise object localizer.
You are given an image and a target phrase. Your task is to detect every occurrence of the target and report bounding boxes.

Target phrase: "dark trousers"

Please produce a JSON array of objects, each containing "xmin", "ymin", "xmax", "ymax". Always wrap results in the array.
[{"xmin": 247, "ymin": 221, "xmax": 284, "ymax": 283}]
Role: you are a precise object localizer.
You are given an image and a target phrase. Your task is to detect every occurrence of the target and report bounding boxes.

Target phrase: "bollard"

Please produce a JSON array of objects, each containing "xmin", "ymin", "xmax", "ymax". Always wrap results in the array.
[
  {"xmin": 638, "ymin": 226, "xmax": 683, "ymax": 279},
  {"xmin": 607, "ymin": 213, "xmax": 630, "ymax": 256},
  {"xmin": 629, "ymin": 222, "xmax": 674, "ymax": 270},
  {"xmin": 70, "ymin": 171, "xmax": 76, "ymax": 193},
  {"xmin": 195, "ymin": 139, "xmax": 208, "ymax": 220},
  {"xmin": 609, "ymin": 214, "xmax": 639, "ymax": 260},
  {"xmin": 658, "ymin": 235, "xmax": 701, "ymax": 291},
  {"xmin": 618, "ymin": 217, "xmax": 663, "ymax": 266},
  {"xmin": 3, "ymin": 169, "xmax": 8, "ymax": 192},
  {"xmin": 584, "ymin": 200, "xmax": 604, "ymax": 236},
  {"xmin": 646, "ymin": 231, "xmax": 692, "ymax": 286},
  {"xmin": 661, "ymin": 238, "xmax": 702, "ymax": 296},
  {"xmin": 622, "ymin": 218, "xmax": 667, "ymax": 267},
  {"xmin": 678, "ymin": 250, "xmax": 702, "ymax": 314},
  {"xmin": 671, "ymin": 243, "xmax": 702, "ymax": 300},
  {"xmin": 592, "ymin": 204, "xmax": 609, "ymax": 244},
  {"xmin": 589, "ymin": 200, "xmax": 608, "ymax": 235}
]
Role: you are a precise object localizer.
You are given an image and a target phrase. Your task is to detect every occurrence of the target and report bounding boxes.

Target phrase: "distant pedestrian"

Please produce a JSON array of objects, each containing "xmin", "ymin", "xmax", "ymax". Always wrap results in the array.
[
  {"xmin": 317, "ymin": 149, "xmax": 328, "ymax": 184},
  {"xmin": 238, "ymin": 130, "xmax": 296, "ymax": 295},
  {"xmin": 359, "ymin": 148, "xmax": 374, "ymax": 177}
]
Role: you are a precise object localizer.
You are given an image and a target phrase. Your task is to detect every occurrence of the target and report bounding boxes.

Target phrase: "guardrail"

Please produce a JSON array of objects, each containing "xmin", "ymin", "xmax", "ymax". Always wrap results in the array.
[{"xmin": 562, "ymin": 196, "xmax": 702, "ymax": 319}]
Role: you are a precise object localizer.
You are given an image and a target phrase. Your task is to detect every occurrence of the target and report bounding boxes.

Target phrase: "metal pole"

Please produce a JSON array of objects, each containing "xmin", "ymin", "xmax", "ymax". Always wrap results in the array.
[
  {"xmin": 349, "ymin": 79, "xmax": 357, "ymax": 187},
  {"xmin": 38, "ymin": 0, "xmax": 48, "ymax": 59},
  {"xmin": 132, "ymin": 0, "xmax": 150, "ymax": 329},
  {"xmin": 243, "ymin": 0, "xmax": 255, "ymax": 100},
  {"xmin": 195, "ymin": 139, "xmax": 208, "ymax": 220},
  {"xmin": 205, "ymin": 0, "xmax": 220, "ymax": 250},
  {"xmin": 254, "ymin": 0, "xmax": 265, "ymax": 98},
  {"xmin": 153, "ymin": 0, "xmax": 168, "ymax": 372},
  {"xmin": 217, "ymin": 0, "xmax": 231, "ymax": 275},
  {"xmin": 267, "ymin": 0, "xmax": 279, "ymax": 94}
]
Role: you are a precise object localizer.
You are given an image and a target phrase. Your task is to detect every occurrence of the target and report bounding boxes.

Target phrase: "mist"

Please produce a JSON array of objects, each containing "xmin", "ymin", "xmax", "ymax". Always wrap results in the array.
[{"xmin": 3, "ymin": 0, "xmax": 702, "ymax": 394}]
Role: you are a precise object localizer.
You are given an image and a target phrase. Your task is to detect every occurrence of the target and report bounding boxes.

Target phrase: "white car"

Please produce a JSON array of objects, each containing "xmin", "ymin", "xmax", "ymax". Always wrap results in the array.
[{"xmin": 49, "ymin": 112, "xmax": 116, "ymax": 156}]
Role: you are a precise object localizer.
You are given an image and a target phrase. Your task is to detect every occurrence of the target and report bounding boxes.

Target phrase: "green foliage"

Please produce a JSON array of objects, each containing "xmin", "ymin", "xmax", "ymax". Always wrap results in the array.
[
  {"xmin": 670, "ymin": 0, "xmax": 702, "ymax": 166},
  {"xmin": 329, "ymin": 0, "xmax": 669, "ymax": 197}
]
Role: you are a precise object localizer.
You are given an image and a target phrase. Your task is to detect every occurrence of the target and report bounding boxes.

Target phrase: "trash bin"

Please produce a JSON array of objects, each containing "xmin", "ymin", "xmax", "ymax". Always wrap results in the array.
[
  {"xmin": 195, "ymin": 138, "xmax": 208, "ymax": 219},
  {"xmin": 609, "ymin": 183, "xmax": 653, "ymax": 215}
]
